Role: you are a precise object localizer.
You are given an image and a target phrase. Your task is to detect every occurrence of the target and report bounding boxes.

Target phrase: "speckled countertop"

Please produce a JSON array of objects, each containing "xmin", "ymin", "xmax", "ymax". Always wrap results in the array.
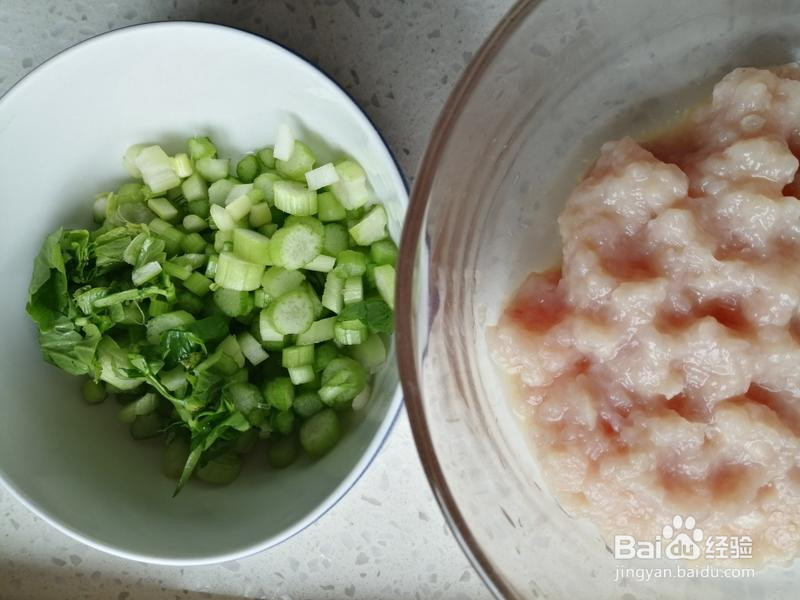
[{"xmin": 0, "ymin": 1, "xmax": 513, "ymax": 599}]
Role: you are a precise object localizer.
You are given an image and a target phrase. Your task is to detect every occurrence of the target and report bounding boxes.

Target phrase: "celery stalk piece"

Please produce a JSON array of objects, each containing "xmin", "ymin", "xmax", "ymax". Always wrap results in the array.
[
  {"xmin": 305, "ymin": 163, "xmax": 339, "ymax": 190},
  {"xmin": 135, "ymin": 145, "xmax": 181, "ymax": 193},
  {"xmin": 273, "ymin": 123, "xmax": 295, "ymax": 162}
]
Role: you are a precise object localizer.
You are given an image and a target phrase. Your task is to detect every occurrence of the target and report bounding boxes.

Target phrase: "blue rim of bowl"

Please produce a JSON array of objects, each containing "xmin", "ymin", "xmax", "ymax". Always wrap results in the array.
[
  {"xmin": 395, "ymin": 1, "xmax": 540, "ymax": 599},
  {"xmin": 0, "ymin": 20, "xmax": 408, "ymax": 567}
]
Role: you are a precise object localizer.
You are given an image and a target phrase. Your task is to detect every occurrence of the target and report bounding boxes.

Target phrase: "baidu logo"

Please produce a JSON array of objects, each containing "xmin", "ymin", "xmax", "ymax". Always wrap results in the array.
[{"xmin": 614, "ymin": 515, "xmax": 751, "ymax": 561}]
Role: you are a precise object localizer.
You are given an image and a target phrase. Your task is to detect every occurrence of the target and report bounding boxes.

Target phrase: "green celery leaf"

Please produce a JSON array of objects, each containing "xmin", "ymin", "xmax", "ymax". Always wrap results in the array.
[
  {"xmin": 93, "ymin": 226, "xmax": 134, "ymax": 269},
  {"xmin": 160, "ymin": 329, "xmax": 206, "ymax": 370},
  {"xmin": 26, "ymin": 229, "xmax": 69, "ymax": 330},
  {"xmin": 37, "ymin": 317, "xmax": 101, "ymax": 376},
  {"xmin": 337, "ymin": 297, "xmax": 393, "ymax": 334},
  {"xmin": 123, "ymin": 232, "xmax": 166, "ymax": 269},
  {"xmin": 363, "ymin": 297, "xmax": 394, "ymax": 334}
]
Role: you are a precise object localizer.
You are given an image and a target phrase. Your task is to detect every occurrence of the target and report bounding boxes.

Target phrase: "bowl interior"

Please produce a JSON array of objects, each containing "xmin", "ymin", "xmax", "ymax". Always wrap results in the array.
[
  {"xmin": 0, "ymin": 22, "xmax": 405, "ymax": 564},
  {"xmin": 403, "ymin": 0, "xmax": 800, "ymax": 597}
]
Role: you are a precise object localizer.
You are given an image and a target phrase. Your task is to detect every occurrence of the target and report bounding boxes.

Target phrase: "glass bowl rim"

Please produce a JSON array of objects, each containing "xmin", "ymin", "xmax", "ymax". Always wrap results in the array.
[{"xmin": 395, "ymin": 1, "xmax": 539, "ymax": 597}]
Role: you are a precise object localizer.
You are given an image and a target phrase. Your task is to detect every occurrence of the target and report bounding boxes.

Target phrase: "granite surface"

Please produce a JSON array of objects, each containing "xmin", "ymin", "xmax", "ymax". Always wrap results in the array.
[{"xmin": 0, "ymin": 1, "xmax": 513, "ymax": 598}]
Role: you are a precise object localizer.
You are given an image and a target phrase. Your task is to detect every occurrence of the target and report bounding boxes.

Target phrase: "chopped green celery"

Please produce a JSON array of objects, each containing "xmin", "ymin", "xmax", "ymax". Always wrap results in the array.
[
  {"xmin": 305, "ymin": 162, "xmax": 339, "ymax": 191},
  {"xmin": 374, "ymin": 264, "xmax": 396, "ymax": 309},
  {"xmin": 237, "ymin": 331, "xmax": 269, "ymax": 365},
  {"xmin": 319, "ymin": 357, "xmax": 366, "ymax": 407},
  {"xmin": 349, "ymin": 333, "xmax": 387, "ymax": 373},
  {"xmin": 135, "ymin": 146, "xmax": 181, "ymax": 193},
  {"xmin": 259, "ymin": 223, "xmax": 279, "ymax": 237},
  {"xmin": 322, "ymin": 223, "xmax": 349, "ymax": 256},
  {"xmin": 304, "ymin": 254, "xmax": 336, "ymax": 272},
  {"xmin": 182, "ymin": 172, "xmax": 208, "ymax": 202},
  {"xmin": 205, "ymin": 253, "xmax": 219, "ymax": 278},
  {"xmin": 225, "ymin": 191, "xmax": 256, "ymax": 222},
  {"xmin": 209, "ymin": 179, "xmax": 235, "ymax": 205},
  {"xmin": 273, "ymin": 123, "xmax": 295, "ymax": 161},
  {"xmin": 163, "ymin": 259, "xmax": 192, "ymax": 281},
  {"xmin": 349, "ymin": 205, "xmax": 388, "ymax": 245},
  {"xmin": 254, "ymin": 288, "xmax": 268, "ymax": 308},
  {"xmin": 330, "ymin": 160, "xmax": 369, "ymax": 209},
  {"xmin": 175, "ymin": 253, "xmax": 207, "ymax": 269},
  {"xmin": 335, "ymin": 250, "xmax": 367, "ymax": 277},
  {"xmin": 295, "ymin": 317, "xmax": 336, "ymax": 345},
  {"xmin": 195, "ymin": 157, "xmax": 230, "ymax": 182},
  {"xmin": 273, "ymin": 412, "xmax": 296, "ymax": 437},
  {"xmin": 219, "ymin": 334, "xmax": 245, "ymax": 368},
  {"xmin": 233, "ymin": 428, "xmax": 259, "ymax": 454},
  {"xmin": 269, "ymin": 216, "xmax": 323, "ymax": 270},
  {"xmin": 233, "ymin": 228, "xmax": 271, "ymax": 265},
  {"xmin": 183, "ymin": 272, "xmax": 212, "ymax": 296},
  {"xmin": 123, "ymin": 144, "xmax": 147, "ymax": 177},
  {"xmin": 282, "ymin": 345, "xmax": 314, "ymax": 368},
  {"xmin": 299, "ymin": 408, "xmax": 341, "ymax": 458},
  {"xmin": 276, "ymin": 140, "xmax": 315, "ymax": 180},
  {"xmin": 210, "ymin": 350, "xmax": 240, "ymax": 376},
  {"xmin": 82, "ymin": 379, "xmax": 107, "ymax": 404},
  {"xmin": 317, "ymin": 192, "xmax": 346, "ymax": 222},
  {"xmin": 261, "ymin": 266, "xmax": 305, "ymax": 299},
  {"xmin": 321, "ymin": 272, "xmax": 344, "ymax": 314},
  {"xmin": 108, "ymin": 302, "xmax": 125, "ymax": 323},
  {"xmin": 196, "ymin": 452, "xmax": 241, "ymax": 486},
  {"xmin": 257, "ymin": 146, "xmax": 276, "ymax": 169},
  {"xmin": 334, "ymin": 319, "xmax": 368, "ymax": 345},
  {"xmin": 288, "ymin": 365, "xmax": 315, "ymax": 385},
  {"xmin": 130, "ymin": 412, "xmax": 163, "ymax": 440},
  {"xmin": 225, "ymin": 183, "xmax": 253, "ymax": 205},
  {"xmin": 343, "ymin": 276, "xmax": 363, "ymax": 305},
  {"xmin": 118, "ymin": 392, "xmax": 158, "ymax": 424},
  {"xmin": 149, "ymin": 298, "xmax": 170, "ymax": 317},
  {"xmin": 166, "ymin": 186, "xmax": 182, "ymax": 202},
  {"xmin": 149, "ymin": 218, "xmax": 185, "ymax": 254},
  {"xmin": 187, "ymin": 136, "xmax": 217, "ymax": 160},
  {"xmin": 249, "ymin": 203, "xmax": 272, "ymax": 228},
  {"xmin": 300, "ymin": 281, "xmax": 323, "ymax": 319},
  {"xmin": 259, "ymin": 308, "xmax": 286, "ymax": 343},
  {"xmin": 214, "ymin": 288, "xmax": 254, "ymax": 317},
  {"xmin": 253, "ymin": 172, "xmax": 281, "ymax": 204},
  {"xmin": 210, "ymin": 204, "xmax": 236, "ymax": 231},
  {"xmin": 93, "ymin": 194, "xmax": 109, "ymax": 223},
  {"xmin": 183, "ymin": 214, "xmax": 208, "ymax": 233},
  {"xmin": 274, "ymin": 181, "xmax": 318, "ymax": 216},
  {"xmin": 314, "ymin": 342, "xmax": 340, "ymax": 373},
  {"xmin": 123, "ymin": 231, "xmax": 165, "ymax": 267},
  {"xmin": 293, "ymin": 392, "xmax": 324, "ymax": 419},
  {"xmin": 262, "ymin": 377, "xmax": 294, "ymax": 411},
  {"xmin": 172, "ymin": 152, "xmax": 194, "ymax": 178},
  {"xmin": 185, "ymin": 315, "xmax": 229, "ymax": 343},
  {"xmin": 132, "ymin": 261, "xmax": 163, "ymax": 286},
  {"xmin": 176, "ymin": 289, "xmax": 204, "ymax": 313},
  {"xmin": 224, "ymin": 382, "xmax": 262, "ymax": 419},
  {"xmin": 187, "ymin": 199, "xmax": 210, "ymax": 218},
  {"xmin": 267, "ymin": 435, "xmax": 298, "ymax": 468},
  {"xmin": 351, "ymin": 384, "xmax": 371, "ymax": 411},
  {"xmin": 215, "ymin": 252, "xmax": 264, "ymax": 291},
  {"xmin": 146, "ymin": 310, "xmax": 195, "ymax": 344},
  {"xmin": 162, "ymin": 437, "xmax": 190, "ymax": 479},
  {"xmin": 370, "ymin": 239, "xmax": 398, "ymax": 265},
  {"xmin": 160, "ymin": 367, "xmax": 188, "ymax": 392},
  {"xmin": 214, "ymin": 230, "xmax": 233, "ymax": 253},
  {"xmin": 266, "ymin": 288, "xmax": 314, "ymax": 335},
  {"xmin": 237, "ymin": 154, "xmax": 260, "ymax": 183}
]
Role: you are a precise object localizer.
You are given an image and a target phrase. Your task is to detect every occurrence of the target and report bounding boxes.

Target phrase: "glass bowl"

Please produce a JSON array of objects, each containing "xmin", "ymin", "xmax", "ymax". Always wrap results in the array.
[{"xmin": 396, "ymin": 0, "xmax": 800, "ymax": 597}]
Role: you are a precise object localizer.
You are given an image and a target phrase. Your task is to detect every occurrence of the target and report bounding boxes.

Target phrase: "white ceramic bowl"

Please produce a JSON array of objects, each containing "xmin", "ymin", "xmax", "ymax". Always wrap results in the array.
[{"xmin": 0, "ymin": 22, "xmax": 406, "ymax": 565}]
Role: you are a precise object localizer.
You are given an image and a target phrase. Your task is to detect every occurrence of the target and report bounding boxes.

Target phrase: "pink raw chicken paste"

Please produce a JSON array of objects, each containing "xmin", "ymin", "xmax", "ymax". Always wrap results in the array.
[{"xmin": 492, "ymin": 66, "xmax": 800, "ymax": 566}]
